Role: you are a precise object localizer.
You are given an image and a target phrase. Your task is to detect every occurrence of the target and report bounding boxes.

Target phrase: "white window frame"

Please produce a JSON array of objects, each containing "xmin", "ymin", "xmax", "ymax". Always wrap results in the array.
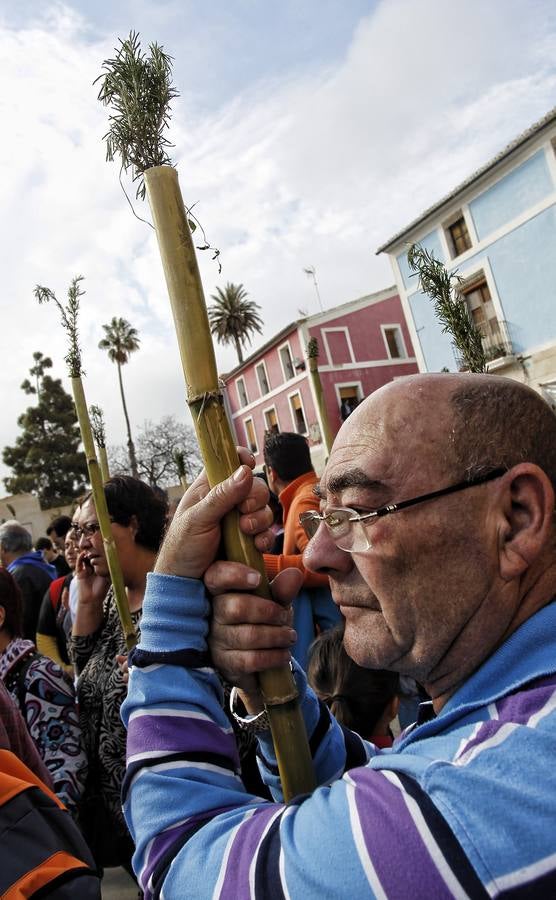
[
  {"xmin": 457, "ymin": 259, "xmax": 505, "ymax": 327},
  {"xmin": 288, "ymin": 390, "xmax": 308, "ymax": 436},
  {"xmin": 255, "ymin": 360, "xmax": 271, "ymax": 396},
  {"xmin": 243, "ymin": 416, "xmax": 259, "ymax": 455},
  {"xmin": 235, "ymin": 375, "xmax": 248, "ymax": 408},
  {"xmin": 441, "ymin": 208, "xmax": 475, "ymax": 260},
  {"xmin": 277, "ymin": 341, "xmax": 296, "ymax": 382},
  {"xmin": 321, "ymin": 327, "xmax": 356, "ymax": 366},
  {"xmin": 334, "ymin": 380, "xmax": 364, "ymax": 408},
  {"xmin": 381, "ymin": 324, "xmax": 408, "ymax": 360},
  {"xmin": 263, "ymin": 404, "xmax": 280, "ymax": 433}
]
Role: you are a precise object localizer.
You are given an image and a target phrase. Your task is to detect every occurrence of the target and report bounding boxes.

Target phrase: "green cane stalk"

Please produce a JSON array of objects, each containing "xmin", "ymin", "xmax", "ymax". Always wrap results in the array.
[
  {"xmin": 35, "ymin": 277, "xmax": 136, "ymax": 650},
  {"xmin": 97, "ymin": 32, "xmax": 314, "ymax": 799},
  {"xmin": 90, "ymin": 404, "xmax": 111, "ymax": 482},
  {"xmin": 307, "ymin": 337, "xmax": 334, "ymax": 453}
]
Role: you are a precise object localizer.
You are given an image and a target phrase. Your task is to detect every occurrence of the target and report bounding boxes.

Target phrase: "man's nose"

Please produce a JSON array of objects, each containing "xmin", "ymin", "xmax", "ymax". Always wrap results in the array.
[{"xmin": 302, "ymin": 523, "xmax": 353, "ymax": 576}]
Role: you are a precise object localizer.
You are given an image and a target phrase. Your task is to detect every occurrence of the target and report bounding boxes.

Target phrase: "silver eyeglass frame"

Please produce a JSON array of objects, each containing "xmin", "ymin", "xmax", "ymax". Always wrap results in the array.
[{"xmin": 299, "ymin": 468, "xmax": 506, "ymax": 552}]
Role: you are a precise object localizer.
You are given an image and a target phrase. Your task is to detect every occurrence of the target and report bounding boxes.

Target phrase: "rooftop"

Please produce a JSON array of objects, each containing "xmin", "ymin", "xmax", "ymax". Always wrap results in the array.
[
  {"xmin": 376, "ymin": 106, "xmax": 556, "ymax": 254},
  {"xmin": 221, "ymin": 284, "xmax": 397, "ymax": 380}
]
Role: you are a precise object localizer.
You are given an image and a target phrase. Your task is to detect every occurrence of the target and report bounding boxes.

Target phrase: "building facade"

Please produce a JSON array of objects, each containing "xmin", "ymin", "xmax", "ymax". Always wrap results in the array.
[
  {"xmin": 377, "ymin": 108, "xmax": 556, "ymax": 408},
  {"xmin": 222, "ymin": 287, "xmax": 418, "ymax": 471}
]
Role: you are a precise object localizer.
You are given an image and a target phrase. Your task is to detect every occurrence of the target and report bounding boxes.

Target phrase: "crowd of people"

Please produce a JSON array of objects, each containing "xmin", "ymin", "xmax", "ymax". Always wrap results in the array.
[{"xmin": 1, "ymin": 372, "xmax": 555, "ymax": 898}]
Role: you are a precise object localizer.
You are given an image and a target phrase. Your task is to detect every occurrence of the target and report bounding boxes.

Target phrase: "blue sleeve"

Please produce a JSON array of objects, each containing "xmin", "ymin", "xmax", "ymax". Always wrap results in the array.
[{"xmin": 121, "ymin": 572, "xmax": 474, "ymax": 900}]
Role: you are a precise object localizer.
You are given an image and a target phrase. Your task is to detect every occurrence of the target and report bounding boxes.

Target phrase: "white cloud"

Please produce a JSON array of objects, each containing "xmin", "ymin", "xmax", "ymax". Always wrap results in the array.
[{"xmin": 0, "ymin": 0, "xmax": 555, "ymax": 490}]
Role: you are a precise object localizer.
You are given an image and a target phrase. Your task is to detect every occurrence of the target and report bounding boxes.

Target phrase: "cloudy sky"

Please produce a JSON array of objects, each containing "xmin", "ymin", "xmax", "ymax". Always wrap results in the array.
[{"xmin": 0, "ymin": 0, "xmax": 555, "ymax": 488}]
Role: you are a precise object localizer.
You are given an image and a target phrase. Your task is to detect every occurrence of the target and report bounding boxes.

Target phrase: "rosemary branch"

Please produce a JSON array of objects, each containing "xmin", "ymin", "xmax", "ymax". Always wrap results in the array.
[{"xmin": 406, "ymin": 243, "xmax": 487, "ymax": 374}]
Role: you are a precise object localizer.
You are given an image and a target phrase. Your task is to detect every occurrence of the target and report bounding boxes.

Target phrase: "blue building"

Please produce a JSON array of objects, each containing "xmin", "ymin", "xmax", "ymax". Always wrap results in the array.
[{"xmin": 377, "ymin": 108, "xmax": 556, "ymax": 409}]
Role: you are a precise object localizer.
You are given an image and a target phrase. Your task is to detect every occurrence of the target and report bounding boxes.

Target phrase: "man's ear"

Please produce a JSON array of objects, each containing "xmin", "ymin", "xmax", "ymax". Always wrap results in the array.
[{"xmin": 498, "ymin": 464, "xmax": 555, "ymax": 580}]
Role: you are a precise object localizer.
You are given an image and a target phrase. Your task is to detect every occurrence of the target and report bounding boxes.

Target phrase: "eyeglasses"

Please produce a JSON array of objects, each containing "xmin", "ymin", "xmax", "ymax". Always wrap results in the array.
[
  {"xmin": 71, "ymin": 522, "xmax": 102, "ymax": 540},
  {"xmin": 299, "ymin": 468, "xmax": 506, "ymax": 553}
]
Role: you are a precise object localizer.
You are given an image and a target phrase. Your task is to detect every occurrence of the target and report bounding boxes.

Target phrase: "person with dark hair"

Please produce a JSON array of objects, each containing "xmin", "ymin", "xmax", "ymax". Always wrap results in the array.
[
  {"xmin": 36, "ymin": 522, "xmax": 80, "ymax": 672},
  {"xmin": 121, "ymin": 373, "xmax": 556, "ymax": 897},
  {"xmin": 0, "ymin": 522, "xmax": 56, "ymax": 640},
  {"xmin": 0, "ymin": 568, "xmax": 86, "ymax": 816},
  {"xmin": 263, "ymin": 431, "xmax": 340, "ymax": 668},
  {"xmin": 68, "ymin": 475, "xmax": 167, "ymax": 872},
  {"xmin": 307, "ymin": 623, "xmax": 399, "ymax": 747},
  {"xmin": 46, "ymin": 515, "xmax": 73, "ymax": 577},
  {"xmin": 46, "ymin": 514, "xmax": 73, "ymax": 549}
]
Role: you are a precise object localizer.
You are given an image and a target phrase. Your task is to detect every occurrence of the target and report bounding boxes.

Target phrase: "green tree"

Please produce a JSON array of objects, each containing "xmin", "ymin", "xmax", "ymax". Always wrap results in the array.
[
  {"xmin": 208, "ymin": 283, "xmax": 263, "ymax": 364},
  {"xmin": 98, "ymin": 317, "xmax": 140, "ymax": 477},
  {"xmin": 3, "ymin": 353, "xmax": 88, "ymax": 506}
]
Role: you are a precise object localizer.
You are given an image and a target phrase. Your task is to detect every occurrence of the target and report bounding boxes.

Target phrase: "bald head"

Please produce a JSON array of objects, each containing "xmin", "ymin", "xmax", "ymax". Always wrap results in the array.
[{"xmin": 343, "ymin": 373, "xmax": 556, "ymax": 489}]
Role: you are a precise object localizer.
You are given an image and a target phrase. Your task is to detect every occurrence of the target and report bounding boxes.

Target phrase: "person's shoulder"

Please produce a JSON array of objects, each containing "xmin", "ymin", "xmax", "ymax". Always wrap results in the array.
[{"xmin": 25, "ymin": 654, "xmax": 74, "ymax": 697}]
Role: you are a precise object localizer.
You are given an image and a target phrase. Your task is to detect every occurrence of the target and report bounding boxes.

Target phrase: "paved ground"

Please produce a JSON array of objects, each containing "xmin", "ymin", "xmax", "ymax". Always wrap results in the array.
[{"xmin": 101, "ymin": 867, "xmax": 139, "ymax": 898}]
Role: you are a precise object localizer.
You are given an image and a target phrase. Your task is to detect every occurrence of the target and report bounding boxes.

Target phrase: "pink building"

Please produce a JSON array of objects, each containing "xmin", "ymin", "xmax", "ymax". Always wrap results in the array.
[{"xmin": 222, "ymin": 286, "xmax": 418, "ymax": 470}]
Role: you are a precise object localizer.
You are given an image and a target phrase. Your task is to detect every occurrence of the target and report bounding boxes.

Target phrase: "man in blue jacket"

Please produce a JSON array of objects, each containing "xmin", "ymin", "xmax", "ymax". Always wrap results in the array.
[
  {"xmin": 0, "ymin": 522, "xmax": 56, "ymax": 640},
  {"xmin": 122, "ymin": 373, "xmax": 556, "ymax": 898}
]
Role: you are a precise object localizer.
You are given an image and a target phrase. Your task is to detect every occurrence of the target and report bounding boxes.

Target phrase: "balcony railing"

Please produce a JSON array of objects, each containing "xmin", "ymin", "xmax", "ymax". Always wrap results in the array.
[{"xmin": 455, "ymin": 319, "xmax": 514, "ymax": 371}]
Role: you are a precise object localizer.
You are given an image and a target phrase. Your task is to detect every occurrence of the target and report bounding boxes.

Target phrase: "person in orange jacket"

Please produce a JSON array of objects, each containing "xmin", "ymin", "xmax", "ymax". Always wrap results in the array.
[{"xmin": 263, "ymin": 431, "xmax": 341, "ymax": 668}]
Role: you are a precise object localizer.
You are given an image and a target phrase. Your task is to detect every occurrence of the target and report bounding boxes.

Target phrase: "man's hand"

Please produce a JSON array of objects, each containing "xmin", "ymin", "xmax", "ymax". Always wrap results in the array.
[
  {"xmin": 206, "ymin": 565, "xmax": 303, "ymax": 700},
  {"xmin": 155, "ymin": 448, "xmax": 274, "ymax": 580}
]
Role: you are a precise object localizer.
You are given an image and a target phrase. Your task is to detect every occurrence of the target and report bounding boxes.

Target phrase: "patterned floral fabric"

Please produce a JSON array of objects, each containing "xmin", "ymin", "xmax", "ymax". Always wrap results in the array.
[
  {"xmin": 68, "ymin": 588, "xmax": 141, "ymax": 844},
  {"xmin": 0, "ymin": 636, "xmax": 87, "ymax": 815}
]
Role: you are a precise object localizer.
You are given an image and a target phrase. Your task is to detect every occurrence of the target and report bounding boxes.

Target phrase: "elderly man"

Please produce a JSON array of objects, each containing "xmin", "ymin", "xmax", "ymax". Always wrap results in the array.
[
  {"xmin": 0, "ymin": 522, "xmax": 56, "ymax": 640},
  {"xmin": 121, "ymin": 374, "xmax": 556, "ymax": 898}
]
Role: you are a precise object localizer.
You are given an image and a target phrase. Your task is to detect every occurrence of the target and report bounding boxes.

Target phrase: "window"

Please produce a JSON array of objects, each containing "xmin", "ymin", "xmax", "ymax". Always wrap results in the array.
[
  {"xmin": 541, "ymin": 380, "xmax": 556, "ymax": 413},
  {"xmin": 244, "ymin": 417, "xmax": 258, "ymax": 454},
  {"xmin": 236, "ymin": 376, "xmax": 248, "ymax": 407},
  {"xmin": 323, "ymin": 328, "xmax": 354, "ymax": 365},
  {"xmin": 264, "ymin": 407, "xmax": 279, "ymax": 434},
  {"xmin": 255, "ymin": 362, "xmax": 270, "ymax": 395},
  {"xmin": 382, "ymin": 325, "xmax": 407, "ymax": 359},
  {"xmin": 338, "ymin": 384, "xmax": 362, "ymax": 421},
  {"xmin": 289, "ymin": 392, "xmax": 307, "ymax": 435},
  {"xmin": 279, "ymin": 344, "xmax": 295, "ymax": 381},
  {"xmin": 445, "ymin": 212, "xmax": 472, "ymax": 258},
  {"xmin": 462, "ymin": 275, "xmax": 510, "ymax": 361}
]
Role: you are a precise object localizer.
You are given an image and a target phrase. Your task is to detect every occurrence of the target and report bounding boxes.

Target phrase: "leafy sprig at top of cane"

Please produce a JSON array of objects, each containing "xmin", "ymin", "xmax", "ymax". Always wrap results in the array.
[{"xmin": 35, "ymin": 276, "xmax": 84, "ymax": 379}]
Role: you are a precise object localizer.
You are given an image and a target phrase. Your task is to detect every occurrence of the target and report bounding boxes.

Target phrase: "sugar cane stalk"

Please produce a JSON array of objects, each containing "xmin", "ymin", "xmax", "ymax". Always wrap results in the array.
[
  {"xmin": 90, "ymin": 404, "xmax": 111, "ymax": 482},
  {"xmin": 35, "ymin": 277, "xmax": 136, "ymax": 650},
  {"xmin": 307, "ymin": 337, "xmax": 334, "ymax": 453},
  {"xmin": 97, "ymin": 33, "xmax": 314, "ymax": 799},
  {"xmin": 174, "ymin": 450, "xmax": 190, "ymax": 491}
]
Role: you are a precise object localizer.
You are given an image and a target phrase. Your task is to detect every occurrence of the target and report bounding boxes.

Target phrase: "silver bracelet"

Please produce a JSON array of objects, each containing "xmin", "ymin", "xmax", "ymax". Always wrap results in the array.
[{"xmin": 229, "ymin": 687, "xmax": 271, "ymax": 733}]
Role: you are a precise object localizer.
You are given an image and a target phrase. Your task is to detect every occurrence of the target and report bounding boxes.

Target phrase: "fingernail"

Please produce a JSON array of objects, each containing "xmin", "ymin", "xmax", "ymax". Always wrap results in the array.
[
  {"xmin": 246, "ymin": 571, "xmax": 261, "ymax": 586},
  {"xmin": 288, "ymin": 629, "xmax": 297, "ymax": 643},
  {"xmin": 233, "ymin": 465, "xmax": 247, "ymax": 482}
]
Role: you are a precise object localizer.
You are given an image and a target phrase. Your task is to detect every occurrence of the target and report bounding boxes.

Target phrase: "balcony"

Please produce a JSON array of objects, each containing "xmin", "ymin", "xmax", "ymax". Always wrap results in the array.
[
  {"xmin": 482, "ymin": 320, "xmax": 515, "ymax": 370},
  {"xmin": 456, "ymin": 319, "xmax": 514, "ymax": 372}
]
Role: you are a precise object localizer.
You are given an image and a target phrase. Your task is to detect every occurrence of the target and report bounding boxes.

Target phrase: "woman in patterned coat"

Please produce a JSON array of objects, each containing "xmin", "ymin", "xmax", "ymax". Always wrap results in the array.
[
  {"xmin": 0, "ymin": 567, "xmax": 86, "ymax": 816},
  {"xmin": 68, "ymin": 476, "xmax": 167, "ymax": 873}
]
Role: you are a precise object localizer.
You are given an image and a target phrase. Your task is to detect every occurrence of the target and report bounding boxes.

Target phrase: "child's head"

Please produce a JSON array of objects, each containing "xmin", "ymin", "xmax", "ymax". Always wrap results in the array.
[{"xmin": 307, "ymin": 624, "xmax": 399, "ymax": 739}]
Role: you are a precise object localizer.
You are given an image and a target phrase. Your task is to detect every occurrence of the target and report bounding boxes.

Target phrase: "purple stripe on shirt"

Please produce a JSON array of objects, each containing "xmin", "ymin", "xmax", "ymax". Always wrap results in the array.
[
  {"xmin": 127, "ymin": 712, "xmax": 238, "ymax": 763},
  {"xmin": 218, "ymin": 805, "xmax": 282, "ymax": 898},
  {"xmin": 141, "ymin": 805, "xmax": 240, "ymax": 900},
  {"xmin": 349, "ymin": 767, "xmax": 455, "ymax": 899},
  {"xmin": 456, "ymin": 674, "xmax": 556, "ymax": 760}
]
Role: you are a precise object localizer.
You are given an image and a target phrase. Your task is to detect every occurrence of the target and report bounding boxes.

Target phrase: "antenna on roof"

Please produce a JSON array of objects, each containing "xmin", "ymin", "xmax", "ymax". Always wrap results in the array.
[{"xmin": 303, "ymin": 265, "xmax": 324, "ymax": 312}]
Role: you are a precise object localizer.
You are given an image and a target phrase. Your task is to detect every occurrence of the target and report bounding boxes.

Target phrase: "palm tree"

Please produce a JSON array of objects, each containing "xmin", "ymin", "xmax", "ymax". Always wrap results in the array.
[
  {"xmin": 98, "ymin": 317, "xmax": 140, "ymax": 477},
  {"xmin": 208, "ymin": 283, "xmax": 263, "ymax": 364}
]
